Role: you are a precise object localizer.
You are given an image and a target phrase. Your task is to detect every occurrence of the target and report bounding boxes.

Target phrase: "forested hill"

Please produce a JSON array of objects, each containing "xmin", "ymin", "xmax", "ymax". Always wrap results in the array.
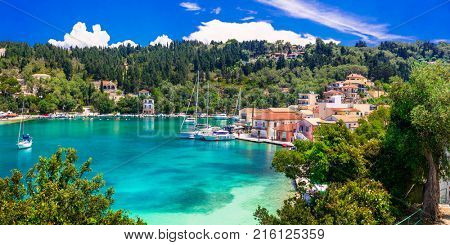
[{"xmin": 0, "ymin": 39, "xmax": 449, "ymax": 114}]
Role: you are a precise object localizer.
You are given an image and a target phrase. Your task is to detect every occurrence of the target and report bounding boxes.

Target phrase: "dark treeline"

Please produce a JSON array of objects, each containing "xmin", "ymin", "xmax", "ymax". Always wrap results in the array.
[{"xmin": 0, "ymin": 39, "xmax": 448, "ymax": 114}]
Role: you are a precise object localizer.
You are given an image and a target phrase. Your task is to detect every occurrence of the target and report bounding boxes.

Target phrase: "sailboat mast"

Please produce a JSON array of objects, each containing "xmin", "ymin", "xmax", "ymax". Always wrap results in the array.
[
  {"xmin": 206, "ymin": 79, "xmax": 210, "ymax": 127},
  {"xmin": 17, "ymin": 101, "xmax": 24, "ymax": 143},
  {"xmin": 194, "ymin": 71, "xmax": 199, "ymax": 123}
]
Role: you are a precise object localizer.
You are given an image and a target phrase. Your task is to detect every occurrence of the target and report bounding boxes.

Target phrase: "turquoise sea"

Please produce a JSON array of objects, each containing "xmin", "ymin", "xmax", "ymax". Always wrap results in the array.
[{"xmin": 0, "ymin": 118, "xmax": 291, "ymax": 224}]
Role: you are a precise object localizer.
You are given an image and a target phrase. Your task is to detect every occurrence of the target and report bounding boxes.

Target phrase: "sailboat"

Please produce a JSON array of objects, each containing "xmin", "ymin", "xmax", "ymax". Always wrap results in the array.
[
  {"xmin": 194, "ymin": 80, "xmax": 218, "ymax": 139},
  {"xmin": 231, "ymin": 88, "xmax": 242, "ymax": 121},
  {"xmin": 17, "ymin": 102, "xmax": 32, "ymax": 149},
  {"xmin": 179, "ymin": 71, "xmax": 200, "ymax": 139}
]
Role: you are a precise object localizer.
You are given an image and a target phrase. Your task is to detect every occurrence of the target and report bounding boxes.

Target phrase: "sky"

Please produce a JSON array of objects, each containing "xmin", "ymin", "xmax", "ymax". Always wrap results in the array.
[{"xmin": 1, "ymin": 0, "xmax": 449, "ymax": 48}]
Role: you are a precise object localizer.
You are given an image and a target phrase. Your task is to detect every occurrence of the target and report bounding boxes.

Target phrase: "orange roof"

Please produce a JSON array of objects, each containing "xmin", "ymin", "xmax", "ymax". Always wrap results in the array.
[
  {"xmin": 275, "ymin": 123, "xmax": 297, "ymax": 131},
  {"xmin": 254, "ymin": 111, "xmax": 302, "ymax": 121},
  {"xmin": 342, "ymin": 85, "xmax": 358, "ymax": 89},
  {"xmin": 324, "ymin": 90, "xmax": 343, "ymax": 95}
]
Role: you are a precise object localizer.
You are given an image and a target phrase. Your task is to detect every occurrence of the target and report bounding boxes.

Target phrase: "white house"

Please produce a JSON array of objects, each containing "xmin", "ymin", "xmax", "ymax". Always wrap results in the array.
[{"xmin": 143, "ymin": 99, "xmax": 155, "ymax": 115}]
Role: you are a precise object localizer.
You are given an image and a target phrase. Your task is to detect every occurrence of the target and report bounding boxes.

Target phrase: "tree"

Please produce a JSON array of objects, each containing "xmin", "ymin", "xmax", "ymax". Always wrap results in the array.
[
  {"xmin": 255, "ymin": 178, "xmax": 396, "ymax": 225},
  {"xmin": 388, "ymin": 62, "xmax": 449, "ymax": 222},
  {"xmin": 92, "ymin": 91, "xmax": 115, "ymax": 114},
  {"xmin": 0, "ymin": 148, "xmax": 145, "ymax": 224}
]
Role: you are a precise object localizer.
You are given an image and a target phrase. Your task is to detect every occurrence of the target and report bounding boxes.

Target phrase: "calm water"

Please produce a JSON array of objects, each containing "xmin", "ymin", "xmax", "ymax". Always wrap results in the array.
[{"xmin": 0, "ymin": 118, "xmax": 290, "ymax": 224}]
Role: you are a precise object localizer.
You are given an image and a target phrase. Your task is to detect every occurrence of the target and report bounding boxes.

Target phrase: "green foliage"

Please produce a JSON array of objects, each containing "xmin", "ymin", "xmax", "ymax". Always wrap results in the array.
[
  {"xmin": 0, "ymin": 148, "xmax": 145, "ymax": 225},
  {"xmin": 92, "ymin": 91, "xmax": 115, "ymax": 114},
  {"xmin": 1, "ymin": 40, "xmax": 448, "ymax": 114},
  {"xmin": 116, "ymin": 96, "xmax": 140, "ymax": 114},
  {"xmin": 255, "ymin": 179, "xmax": 396, "ymax": 225}
]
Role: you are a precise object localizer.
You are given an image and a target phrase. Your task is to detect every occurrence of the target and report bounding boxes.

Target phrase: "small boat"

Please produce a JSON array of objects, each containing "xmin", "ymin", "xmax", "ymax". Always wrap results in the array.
[
  {"xmin": 184, "ymin": 117, "xmax": 196, "ymax": 125},
  {"xmin": 17, "ymin": 134, "xmax": 32, "ymax": 149},
  {"xmin": 214, "ymin": 113, "xmax": 228, "ymax": 120},
  {"xmin": 17, "ymin": 102, "xmax": 32, "ymax": 150},
  {"xmin": 178, "ymin": 131, "xmax": 197, "ymax": 139},
  {"xmin": 203, "ymin": 130, "xmax": 235, "ymax": 141}
]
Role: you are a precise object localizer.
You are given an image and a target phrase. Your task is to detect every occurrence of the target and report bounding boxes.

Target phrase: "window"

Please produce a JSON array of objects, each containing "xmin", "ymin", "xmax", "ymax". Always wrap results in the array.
[{"xmin": 306, "ymin": 126, "xmax": 309, "ymax": 132}]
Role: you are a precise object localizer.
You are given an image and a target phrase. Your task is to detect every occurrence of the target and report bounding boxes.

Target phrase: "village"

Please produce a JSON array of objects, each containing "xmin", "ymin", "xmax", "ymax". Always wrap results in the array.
[{"xmin": 236, "ymin": 73, "xmax": 383, "ymax": 146}]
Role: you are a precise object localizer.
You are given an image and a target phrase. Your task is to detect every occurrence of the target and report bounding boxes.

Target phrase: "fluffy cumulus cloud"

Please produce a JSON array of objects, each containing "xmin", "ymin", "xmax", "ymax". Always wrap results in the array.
[
  {"xmin": 150, "ymin": 35, "xmax": 173, "ymax": 46},
  {"xmin": 48, "ymin": 22, "xmax": 110, "ymax": 48},
  {"xmin": 256, "ymin": 0, "xmax": 407, "ymax": 42},
  {"xmin": 180, "ymin": 2, "xmax": 201, "ymax": 11},
  {"xmin": 183, "ymin": 20, "xmax": 339, "ymax": 46},
  {"xmin": 110, "ymin": 40, "xmax": 138, "ymax": 48}
]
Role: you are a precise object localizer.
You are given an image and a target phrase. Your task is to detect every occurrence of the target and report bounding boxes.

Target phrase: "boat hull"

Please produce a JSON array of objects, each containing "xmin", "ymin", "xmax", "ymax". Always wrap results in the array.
[
  {"xmin": 178, "ymin": 132, "xmax": 196, "ymax": 139},
  {"xmin": 202, "ymin": 135, "xmax": 235, "ymax": 141},
  {"xmin": 17, "ymin": 140, "xmax": 32, "ymax": 149}
]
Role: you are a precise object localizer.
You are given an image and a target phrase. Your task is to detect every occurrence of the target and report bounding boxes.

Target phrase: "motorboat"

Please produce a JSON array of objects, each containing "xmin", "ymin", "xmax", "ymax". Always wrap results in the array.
[
  {"xmin": 202, "ymin": 130, "xmax": 235, "ymax": 141},
  {"xmin": 213, "ymin": 113, "xmax": 228, "ymax": 120}
]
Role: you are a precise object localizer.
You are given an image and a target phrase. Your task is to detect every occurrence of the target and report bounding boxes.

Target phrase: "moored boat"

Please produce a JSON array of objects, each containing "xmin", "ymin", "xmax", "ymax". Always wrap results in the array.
[
  {"xmin": 202, "ymin": 130, "xmax": 235, "ymax": 141},
  {"xmin": 213, "ymin": 113, "xmax": 228, "ymax": 120}
]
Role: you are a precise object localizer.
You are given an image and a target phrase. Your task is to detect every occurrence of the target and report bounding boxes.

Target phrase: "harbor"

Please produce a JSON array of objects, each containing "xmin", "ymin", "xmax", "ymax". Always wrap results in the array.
[{"xmin": 0, "ymin": 117, "xmax": 291, "ymax": 224}]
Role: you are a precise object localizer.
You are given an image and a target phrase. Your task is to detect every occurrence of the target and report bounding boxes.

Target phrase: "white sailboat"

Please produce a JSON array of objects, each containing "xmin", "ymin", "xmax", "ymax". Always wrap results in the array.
[
  {"xmin": 231, "ymin": 88, "xmax": 242, "ymax": 121},
  {"xmin": 179, "ymin": 71, "xmax": 200, "ymax": 139},
  {"xmin": 17, "ymin": 102, "xmax": 32, "ymax": 150}
]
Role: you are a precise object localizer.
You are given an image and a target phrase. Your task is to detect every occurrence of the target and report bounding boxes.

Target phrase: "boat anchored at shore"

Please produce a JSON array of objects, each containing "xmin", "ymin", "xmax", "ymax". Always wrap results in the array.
[
  {"xmin": 202, "ymin": 130, "xmax": 235, "ymax": 141},
  {"xmin": 17, "ymin": 102, "xmax": 32, "ymax": 150}
]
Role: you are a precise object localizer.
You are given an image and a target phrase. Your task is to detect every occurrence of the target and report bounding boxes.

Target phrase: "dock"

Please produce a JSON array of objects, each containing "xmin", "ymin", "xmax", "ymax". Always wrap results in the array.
[{"xmin": 234, "ymin": 133, "xmax": 294, "ymax": 147}]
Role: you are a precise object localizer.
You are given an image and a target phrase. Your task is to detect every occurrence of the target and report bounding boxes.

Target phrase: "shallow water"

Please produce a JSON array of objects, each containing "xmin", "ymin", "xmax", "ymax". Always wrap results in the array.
[{"xmin": 0, "ymin": 118, "xmax": 290, "ymax": 224}]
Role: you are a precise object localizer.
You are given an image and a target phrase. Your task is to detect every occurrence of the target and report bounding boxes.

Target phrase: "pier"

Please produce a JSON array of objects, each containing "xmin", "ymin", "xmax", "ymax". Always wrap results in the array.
[{"xmin": 235, "ymin": 133, "xmax": 294, "ymax": 147}]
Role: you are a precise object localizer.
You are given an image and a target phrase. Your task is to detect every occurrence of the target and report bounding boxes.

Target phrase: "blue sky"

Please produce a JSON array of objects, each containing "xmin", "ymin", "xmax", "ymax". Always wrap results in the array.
[{"xmin": 1, "ymin": 0, "xmax": 449, "ymax": 47}]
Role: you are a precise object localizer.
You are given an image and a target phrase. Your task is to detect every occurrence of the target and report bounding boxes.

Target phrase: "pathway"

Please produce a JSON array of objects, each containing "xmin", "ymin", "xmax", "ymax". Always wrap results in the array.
[{"xmin": 439, "ymin": 204, "xmax": 450, "ymax": 225}]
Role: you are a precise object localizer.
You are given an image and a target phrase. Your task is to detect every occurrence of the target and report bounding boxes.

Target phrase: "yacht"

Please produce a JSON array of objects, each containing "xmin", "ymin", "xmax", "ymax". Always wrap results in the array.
[
  {"xmin": 17, "ymin": 134, "xmax": 32, "ymax": 149},
  {"xmin": 214, "ymin": 113, "xmax": 228, "ymax": 120},
  {"xmin": 202, "ymin": 130, "xmax": 235, "ymax": 141},
  {"xmin": 17, "ymin": 102, "xmax": 32, "ymax": 150},
  {"xmin": 184, "ymin": 117, "xmax": 196, "ymax": 125}
]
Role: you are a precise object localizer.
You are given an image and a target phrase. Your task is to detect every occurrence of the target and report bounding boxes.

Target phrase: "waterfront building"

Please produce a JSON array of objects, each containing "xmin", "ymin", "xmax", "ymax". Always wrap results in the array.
[
  {"xmin": 251, "ymin": 108, "xmax": 302, "ymax": 140},
  {"xmin": 238, "ymin": 108, "xmax": 262, "ymax": 124},
  {"xmin": 274, "ymin": 123, "xmax": 297, "ymax": 142},
  {"xmin": 143, "ymin": 99, "xmax": 155, "ymax": 115}
]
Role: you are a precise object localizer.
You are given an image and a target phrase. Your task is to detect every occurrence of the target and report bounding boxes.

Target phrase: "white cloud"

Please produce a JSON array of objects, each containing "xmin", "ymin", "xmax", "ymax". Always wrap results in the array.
[
  {"xmin": 241, "ymin": 16, "xmax": 255, "ymax": 21},
  {"xmin": 183, "ymin": 20, "xmax": 339, "ymax": 46},
  {"xmin": 48, "ymin": 22, "xmax": 110, "ymax": 48},
  {"xmin": 211, "ymin": 7, "xmax": 221, "ymax": 15},
  {"xmin": 110, "ymin": 40, "xmax": 138, "ymax": 48},
  {"xmin": 256, "ymin": 0, "xmax": 407, "ymax": 42},
  {"xmin": 237, "ymin": 7, "xmax": 257, "ymax": 15},
  {"xmin": 150, "ymin": 35, "xmax": 173, "ymax": 46},
  {"xmin": 180, "ymin": 2, "xmax": 201, "ymax": 11}
]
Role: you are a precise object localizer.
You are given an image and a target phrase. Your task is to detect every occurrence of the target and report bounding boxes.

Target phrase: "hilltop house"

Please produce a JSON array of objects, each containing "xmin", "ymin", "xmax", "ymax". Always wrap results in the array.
[
  {"xmin": 325, "ymin": 115, "xmax": 361, "ymax": 130},
  {"xmin": 139, "ymin": 89, "xmax": 150, "ymax": 97},
  {"xmin": 325, "ymin": 74, "xmax": 373, "ymax": 103},
  {"xmin": 251, "ymin": 108, "xmax": 302, "ymax": 140},
  {"xmin": 298, "ymin": 93, "xmax": 318, "ymax": 109},
  {"xmin": 0, "ymin": 48, "xmax": 5, "ymax": 57},
  {"xmin": 32, "ymin": 74, "xmax": 51, "ymax": 80}
]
